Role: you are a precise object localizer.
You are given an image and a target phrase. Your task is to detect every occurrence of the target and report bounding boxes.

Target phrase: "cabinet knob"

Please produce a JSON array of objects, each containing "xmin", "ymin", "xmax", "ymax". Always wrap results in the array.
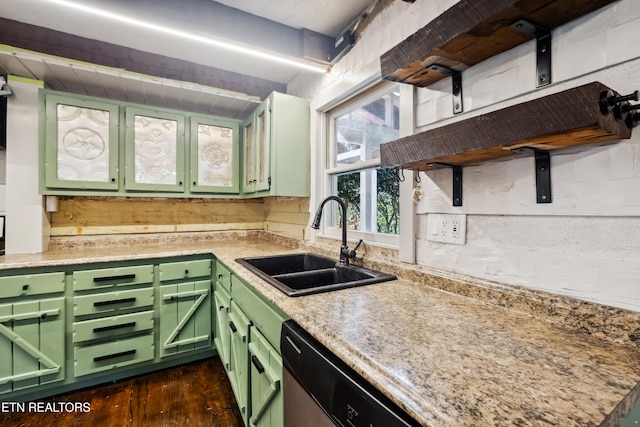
[
  {"xmin": 22, "ymin": 284, "xmax": 29, "ymax": 291},
  {"xmin": 185, "ymin": 269, "xmax": 189, "ymax": 276}
]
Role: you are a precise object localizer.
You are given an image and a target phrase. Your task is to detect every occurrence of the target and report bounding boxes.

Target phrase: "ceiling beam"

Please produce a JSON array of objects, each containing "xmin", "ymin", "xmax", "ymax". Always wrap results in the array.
[{"xmin": 0, "ymin": 17, "xmax": 285, "ymax": 99}]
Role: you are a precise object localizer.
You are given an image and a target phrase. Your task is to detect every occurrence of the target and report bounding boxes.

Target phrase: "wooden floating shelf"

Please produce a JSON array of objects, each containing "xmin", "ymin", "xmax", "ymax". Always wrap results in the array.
[
  {"xmin": 380, "ymin": 0, "xmax": 618, "ymax": 87},
  {"xmin": 380, "ymin": 82, "xmax": 632, "ymax": 171}
]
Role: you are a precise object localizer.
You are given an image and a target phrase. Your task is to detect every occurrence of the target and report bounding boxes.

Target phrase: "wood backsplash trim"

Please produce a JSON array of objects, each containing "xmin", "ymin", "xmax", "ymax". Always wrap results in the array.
[
  {"xmin": 379, "ymin": 81, "xmax": 632, "ymax": 170},
  {"xmin": 380, "ymin": 0, "xmax": 618, "ymax": 87}
]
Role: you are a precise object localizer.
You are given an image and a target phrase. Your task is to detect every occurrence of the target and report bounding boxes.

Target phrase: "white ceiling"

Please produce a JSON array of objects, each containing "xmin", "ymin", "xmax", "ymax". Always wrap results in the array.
[{"xmin": 212, "ymin": 0, "xmax": 375, "ymax": 37}]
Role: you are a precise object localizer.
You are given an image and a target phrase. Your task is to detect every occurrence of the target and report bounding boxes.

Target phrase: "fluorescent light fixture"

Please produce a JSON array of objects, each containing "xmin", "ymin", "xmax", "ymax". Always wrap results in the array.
[{"xmin": 44, "ymin": 0, "xmax": 329, "ymax": 74}]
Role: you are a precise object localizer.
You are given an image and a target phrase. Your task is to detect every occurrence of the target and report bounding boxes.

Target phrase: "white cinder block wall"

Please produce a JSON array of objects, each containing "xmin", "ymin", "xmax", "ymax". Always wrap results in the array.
[{"xmin": 289, "ymin": 0, "xmax": 640, "ymax": 312}]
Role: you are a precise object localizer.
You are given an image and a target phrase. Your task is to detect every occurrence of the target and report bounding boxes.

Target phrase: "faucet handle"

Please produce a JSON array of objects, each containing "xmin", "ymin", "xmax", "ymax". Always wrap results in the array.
[{"xmin": 341, "ymin": 239, "xmax": 364, "ymax": 262}]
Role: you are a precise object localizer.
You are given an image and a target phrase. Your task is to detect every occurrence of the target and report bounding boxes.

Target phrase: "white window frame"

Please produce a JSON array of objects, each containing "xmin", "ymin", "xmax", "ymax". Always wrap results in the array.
[{"xmin": 318, "ymin": 80, "xmax": 401, "ymax": 249}]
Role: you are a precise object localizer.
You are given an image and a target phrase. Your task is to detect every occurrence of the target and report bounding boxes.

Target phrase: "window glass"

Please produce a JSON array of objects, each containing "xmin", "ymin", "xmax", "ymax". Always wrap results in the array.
[
  {"xmin": 326, "ymin": 85, "xmax": 400, "ymax": 237},
  {"xmin": 333, "ymin": 91, "xmax": 400, "ymax": 166}
]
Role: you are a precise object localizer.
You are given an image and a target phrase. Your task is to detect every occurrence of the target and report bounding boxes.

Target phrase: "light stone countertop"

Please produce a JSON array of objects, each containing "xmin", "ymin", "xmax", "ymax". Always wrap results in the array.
[{"xmin": 1, "ymin": 231, "xmax": 639, "ymax": 426}]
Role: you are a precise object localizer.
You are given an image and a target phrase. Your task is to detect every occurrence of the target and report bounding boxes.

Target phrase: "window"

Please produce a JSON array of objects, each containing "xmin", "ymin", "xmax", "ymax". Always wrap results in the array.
[{"xmin": 322, "ymin": 83, "xmax": 400, "ymax": 246}]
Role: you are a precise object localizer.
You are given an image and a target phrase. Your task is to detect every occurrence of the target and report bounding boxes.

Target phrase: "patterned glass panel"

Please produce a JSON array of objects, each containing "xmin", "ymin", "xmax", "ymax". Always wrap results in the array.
[
  {"xmin": 197, "ymin": 124, "xmax": 234, "ymax": 187},
  {"xmin": 133, "ymin": 115, "xmax": 178, "ymax": 185},
  {"xmin": 245, "ymin": 122, "xmax": 254, "ymax": 187},
  {"xmin": 56, "ymin": 104, "xmax": 110, "ymax": 182},
  {"xmin": 257, "ymin": 109, "xmax": 266, "ymax": 183}
]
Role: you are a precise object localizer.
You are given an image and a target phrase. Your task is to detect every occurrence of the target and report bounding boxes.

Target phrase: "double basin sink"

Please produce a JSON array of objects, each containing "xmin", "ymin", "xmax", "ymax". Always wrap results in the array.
[{"xmin": 236, "ymin": 253, "xmax": 396, "ymax": 297}]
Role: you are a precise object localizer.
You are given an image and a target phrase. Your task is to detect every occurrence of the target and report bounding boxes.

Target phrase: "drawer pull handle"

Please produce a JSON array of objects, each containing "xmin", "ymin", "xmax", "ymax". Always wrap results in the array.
[
  {"xmin": 185, "ymin": 269, "xmax": 189, "ymax": 275},
  {"xmin": 229, "ymin": 320, "xmax": 237, "ymax": 333},
  {"xmin": 251, "ymin": 355, "xmax": 265, "ymax": 374},
  {"xmin": 218, "ymin": 274, "xmax": 223, "ymax": 280},
  {"xmin": 93, "ymin": 297, "xmax": 136, "ymax": 307},
  {"xmin": 93, "ymin": 274, "xmax": 136, "ymax": 283},
  {"xmin": 94, "ymin": 349, "xmax": 136, "ymax": 363},
  {"xmin": 93, "ymin": 322, "xmax": 136, "ymax": 333},
  {"xmin": 22, "ymin": 284, "xmax": 29, "ymax": 291}
]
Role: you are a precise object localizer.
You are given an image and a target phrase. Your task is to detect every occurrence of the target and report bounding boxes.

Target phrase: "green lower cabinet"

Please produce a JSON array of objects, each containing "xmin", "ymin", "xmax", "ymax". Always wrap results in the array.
[
  {"xmin": 213, "ymin": 287, "xmax": 232, "ymax": 370},
  {"xmin": 228, "ymin": 300, "xmax": 251, "ymax": 425},
  {"xmin": 0, "ymin": 298, "xmax": 66, "ymax": 394},
  {"xmin": 74, "ymin": 334, "xmax": 155, "ymax": 377},
  {"xmin": 159, "ymin": 280, "xmax": 211, "ymax": 357},
  {"xmin": 248, "ymin": 326, "xmax": 283, "ymax": 427}
]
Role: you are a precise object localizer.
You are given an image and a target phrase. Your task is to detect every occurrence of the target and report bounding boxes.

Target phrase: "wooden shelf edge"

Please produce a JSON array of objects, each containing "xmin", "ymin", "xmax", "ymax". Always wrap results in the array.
[
  {"xmin": 380, "ymin": 82, "xmax": 632, "ymax": 171},
  {"xmin": 380, "ymin": 0, "xmax": 618, "ymax": 87}
]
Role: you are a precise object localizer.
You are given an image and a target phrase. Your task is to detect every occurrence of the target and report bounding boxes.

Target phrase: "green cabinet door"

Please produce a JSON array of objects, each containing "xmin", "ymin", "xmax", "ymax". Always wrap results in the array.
[
  {"xmin": 228, "ymin": 300, "xmax": 251, "ymax": 426},
  {"xmin": 213, "ymin": 286, "xmax": 232, "ymax": 370},
  {"xmin": 190, "ymin": 116, "xmax": 240, "ymax": 194},
  {"xmin": 248, "ymin": 326, "xmax": 283, "ymax": 427},
  {"xmin": 124, "ymin": 106, "xmax": 186, "ymax": 192},
  {"xmin": 0, "ymin": 297, "xmax": 65, "ymax": 395},
  {"xmin": 43, "ymin": 93, "xmax": 120, "ymax": 191},
  {"xmin": 242, "ymin": 98, "xmax": 271, "ymax": 194},
  {"xmin": 159, "ymin": 280, "xmax": 211, "ymax": 357}
]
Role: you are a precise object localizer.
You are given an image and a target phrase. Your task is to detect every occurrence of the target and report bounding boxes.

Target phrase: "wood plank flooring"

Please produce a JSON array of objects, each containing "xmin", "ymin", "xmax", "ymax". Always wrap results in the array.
[{"xmin": 0, "ymin": 357, "xmax": 244, "ymax": 427}]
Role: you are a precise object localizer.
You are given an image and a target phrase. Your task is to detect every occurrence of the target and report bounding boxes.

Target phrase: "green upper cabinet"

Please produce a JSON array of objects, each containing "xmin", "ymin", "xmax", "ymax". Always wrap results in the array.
[
  {"xmin": 40, "ymin": 89, "xmax": 308, "ymax": 198},
  {"xmin": 190, "ymin": 116, "xmax": 240, "ymax": 194},
  {"xmin": 43, "ymin": 93, "xmax": 120, "ymax": 191},
  {"xmin": 124, "ymin": 107, "xmax": 186, "ymax": 193},
  {"xmin": 242, "ymin": 92, "xmax": 310, "ymax": 198}
]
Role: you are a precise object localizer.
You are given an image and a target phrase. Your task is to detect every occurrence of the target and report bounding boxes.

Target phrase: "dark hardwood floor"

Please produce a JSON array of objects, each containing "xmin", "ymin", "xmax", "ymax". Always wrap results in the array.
[{"xmin": 0, "ymin": 357, "xmax": 244, "ymax": 427}]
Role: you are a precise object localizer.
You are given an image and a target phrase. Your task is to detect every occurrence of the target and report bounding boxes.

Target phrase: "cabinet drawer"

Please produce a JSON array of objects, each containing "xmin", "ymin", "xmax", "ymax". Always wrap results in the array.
[
  {"xmin": 73, "ymin": 265, "xmax": 154, "ymax": 291},
  {"xmin": 159, "ymin": 259, "xmax": 212, "ymax": 282},
  {"xmin": 215, "ymin": 261, "xmax": 232, "ymax": 293},
  {"xmin": 231, "ymin": 276, "xmax": 288, "ymax": 351},
  {"xmin": 0, "ymin": 272, "xmax": 65, "ymax": 299},
  {"xmin": 73, "ymin": 310, "xmax": 154, "ymax": 343},
  {"xmin": 74, "ymin": 333, "xmax": 154, "ymax": 377},
  {"xmin": 74, "ymin": 287, "xmax": 154, "ymax": 317}
]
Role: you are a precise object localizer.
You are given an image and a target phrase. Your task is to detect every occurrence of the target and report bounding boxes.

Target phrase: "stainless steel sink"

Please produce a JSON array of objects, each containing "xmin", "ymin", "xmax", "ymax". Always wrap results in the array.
[{"xmin": 235, "ymin": 253, "xmax": 396, "ymax": 297}]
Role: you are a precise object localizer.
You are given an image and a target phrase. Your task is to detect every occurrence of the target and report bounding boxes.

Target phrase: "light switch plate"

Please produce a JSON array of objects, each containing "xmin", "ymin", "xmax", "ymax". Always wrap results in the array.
[{"xmin": 427, "ymin": 214, "xmax": 466, "ymax": 245}]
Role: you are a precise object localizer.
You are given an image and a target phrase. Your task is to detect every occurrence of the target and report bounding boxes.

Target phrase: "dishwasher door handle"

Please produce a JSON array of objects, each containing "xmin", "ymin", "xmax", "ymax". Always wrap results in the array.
[{"xmin": 285, "ymin": 335, "xmax": 302, "ymax": 354}]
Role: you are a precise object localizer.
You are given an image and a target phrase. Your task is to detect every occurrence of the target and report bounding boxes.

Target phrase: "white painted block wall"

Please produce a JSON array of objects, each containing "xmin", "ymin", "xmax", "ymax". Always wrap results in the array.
[{"xmin": 290, "ymin": 0, "xmax": 640, "ymax": 312}]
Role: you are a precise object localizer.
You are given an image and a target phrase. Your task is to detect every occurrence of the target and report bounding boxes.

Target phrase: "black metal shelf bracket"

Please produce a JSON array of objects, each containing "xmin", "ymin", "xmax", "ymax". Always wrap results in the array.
[
  {"xmin": 514, "ymin": 147, "xmax": 552, "ymax": 203},
  {"xmin": 427, "ymin": 64, "xmax": 463, "ymax": 114},
  {"xmin": 510, "ymin": 19, "xmax": 552, "ymax": 87},
  {"xmin": 427, "ymin": 162, "xmax": 463, "ymax": 206}
]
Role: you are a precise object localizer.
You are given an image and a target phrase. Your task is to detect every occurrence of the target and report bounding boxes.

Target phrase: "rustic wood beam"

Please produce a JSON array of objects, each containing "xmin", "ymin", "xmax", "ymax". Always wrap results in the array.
[
  {"xmin": 380, "ymin": 82, "xmax": 632, "ymax": 171},
  {"xmin": 380, "ymin": 0, "xmax": 618, "ymax": 87}
]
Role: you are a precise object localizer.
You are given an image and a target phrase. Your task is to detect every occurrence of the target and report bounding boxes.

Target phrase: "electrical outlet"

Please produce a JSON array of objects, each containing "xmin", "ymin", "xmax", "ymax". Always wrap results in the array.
[{"xmin": 427, "ymin": 214, "xmax": 466, "ymax": 245}]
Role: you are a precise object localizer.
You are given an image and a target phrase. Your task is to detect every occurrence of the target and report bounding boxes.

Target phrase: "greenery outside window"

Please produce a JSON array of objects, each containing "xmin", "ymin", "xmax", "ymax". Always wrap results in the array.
[{"xmin": 322, "ymin": 82, "xmax": 400, "ymax": 247}]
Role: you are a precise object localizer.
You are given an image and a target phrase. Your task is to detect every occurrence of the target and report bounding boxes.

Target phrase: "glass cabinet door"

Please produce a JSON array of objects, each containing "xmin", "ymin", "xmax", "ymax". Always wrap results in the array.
[
  {"xmin": 44, "ymin": 94, "xmax": 119, "ymax": 190},
  {"xmin": 124, "ymin": 107, "xmax": 185, "ymax": 192},
  {"xmin": 189, "ymin": 116, "xmax": 239, "ymax": 193},
  {"xmin": 254, "ymin": 98, "xmax": 271, "ymax": 192},
  {"xmin": 242, "ymin": 98, "xmax": 271, "ymax": 194},
  {"xmin": 242, "ymin": 117, "xmax": 255, "ymax": 193}
]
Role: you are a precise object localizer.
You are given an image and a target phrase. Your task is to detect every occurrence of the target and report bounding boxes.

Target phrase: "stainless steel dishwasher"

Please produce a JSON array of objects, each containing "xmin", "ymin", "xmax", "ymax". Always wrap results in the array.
[{"xmin": 281, "ymin": 320, "xmax": 421, "ymax": 427}]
